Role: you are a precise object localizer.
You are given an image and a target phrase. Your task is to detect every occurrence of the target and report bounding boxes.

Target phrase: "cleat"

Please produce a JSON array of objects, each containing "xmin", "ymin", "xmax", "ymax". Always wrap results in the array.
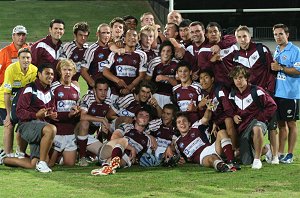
[
  {"xmin": 0, "ymin": 149, "xmax": 7, "ymax": 165},
  {"xmin": 281, "ymin": 153, "xmax": 293, "ymax": 164},
  {"xmin": 271, "ymin": 156, "xmax": 279, "ymax": 165},
  {"xmin": 110, "ymin": 156, "xmax": 121, "ymax": 170},
  {"xmin": 36, "ymin": 161, "xmax": 52, "ymax": 173},
  {"xmin": 228, "ymin": 160, "xmax": 241, "ymax": 170},
  {"xmin": 217, "ymin": 162, "xmax": 235, "ymax": 172},
  {"xmin": 278, "ymin": 154, "xmax": 285, "ymax": 163},
  {"xmin": 264, "ymin": 144, "xmax": 272, "ymax": 164},
  {"xmin": 91, "ymin": 165, "xmax": 116, "ymax": 176},
  {"xmin": 252, "ymin": 159, "xmax": 262, "ymax": 169},
  {"xmin": 78, "ymin": 157, "xmax": 89, "ymax": 167}
]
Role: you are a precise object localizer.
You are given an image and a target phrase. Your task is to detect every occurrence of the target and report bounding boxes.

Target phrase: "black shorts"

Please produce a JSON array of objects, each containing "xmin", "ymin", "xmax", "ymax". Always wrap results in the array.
[
  {"xmin": 275, "ymin": 98, "xmax": 299, "ymax": 121},
  {"xmin": 0, "ymin": 108, "xmax": 7, "ymax": 126}
]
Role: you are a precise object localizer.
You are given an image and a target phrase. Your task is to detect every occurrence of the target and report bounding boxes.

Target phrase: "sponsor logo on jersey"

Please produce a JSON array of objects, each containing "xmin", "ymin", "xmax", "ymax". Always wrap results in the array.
[
  {"xmin": 91, "ymin": 108, "xmax": 96, "ymax": 114},
  {"xmin": 98, "ymin": 53, "xmax": 104, "ymax": 59},
  {"xmin": 58, "ymin": 92, "xmax": 64, "ymax": 98},
  {"xmin": 179, "ymin": 142, "xmax": 184, "ymax": 148},
  {"xmin": 73, "ymin": 53, "xmax": 79, "ymax": 60},
  {"xmin": 117, "ymin": 57, "xmax": 123, "ymax": 63}
]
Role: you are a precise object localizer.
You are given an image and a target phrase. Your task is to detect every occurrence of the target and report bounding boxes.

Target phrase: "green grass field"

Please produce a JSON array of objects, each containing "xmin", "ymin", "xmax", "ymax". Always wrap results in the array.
[{"xmin": 1, "ymin": 1, "xmax": 300, "ymax": 197}]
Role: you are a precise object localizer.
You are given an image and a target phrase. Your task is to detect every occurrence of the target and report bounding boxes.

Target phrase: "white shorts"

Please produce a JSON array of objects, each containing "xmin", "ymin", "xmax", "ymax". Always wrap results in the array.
[
  {"xmin": 153, "ymin": 93, "xmax": 172, "ymax": 109},
  {"xmin": 199, "ymin": 142, "xmax": 220, "ymax": 165},
  {"xmin": 53, "ymin": 134, "xmax": 77, "ymax": 152},
  {"xmin": 87, "ymin": 134, "xmax": 100, "ymax": 145}
]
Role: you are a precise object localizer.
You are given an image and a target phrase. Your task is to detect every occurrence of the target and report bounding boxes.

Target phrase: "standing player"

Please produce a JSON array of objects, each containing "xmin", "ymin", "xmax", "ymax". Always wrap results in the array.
[
  {"xmin": 81, "ymin": 23, "xmax": 111, "ymax": 90},
  {"xmin": 49, "ymin": 59, "xmax": 81, "ymax": 166},
  {"xmin": 0, "ymin": 48, "xmax": 37, "ymax": 157},
  {"xmin": 103, "ymin": 29, "xmax": 147, "ymax": 100},
  {"xmin": 31, "ymin": 19, "xmax": 65, "ymax": 78},
  {"xmin": 60, "ymin": 22, "xmax": 90, "ymax": 81},
  {"xmin": 271, "ymin": 24, "xmax": 300, "ymax": 164},
  {"xmin": 0, "ymin": 25, "xmax": 29, "ymax": 86},
  {"xmin": 234, "ymin": 25, "xmax": 278, "ymax": 163}
]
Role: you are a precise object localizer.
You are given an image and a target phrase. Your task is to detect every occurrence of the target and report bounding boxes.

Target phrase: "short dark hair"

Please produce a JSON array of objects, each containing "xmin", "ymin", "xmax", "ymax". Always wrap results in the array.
[
  {"xmin": 179, "ymin": 19, "xmax": 192, "ymax": 28},
  {"xmin": 176, "ymin": 60, "xmax": 192, "ymax": 72},
  {"xmin": 73, "ymin": 21, "xmax": 90, "ymax": 35},
  {"xmin": 135, "ymin": 106, "xmax": 152, "ymax": 120},
  {"xmin": 50, "ymin": 19, "xmax": 65, "ymax": 28},
  {"xmin": 134, "ymin": 80, "xmax": 156, "ymax": 95},
  {"xmin": 189, "ymin": 21, "xmax": 205, "ymax": 30},
  {"xmin": 273, "ymin": 23, "xmax": 289, "ymax": 34},
  {"xmin": 109, "ymin": 17, "xmax": 125, "ymax": 28},
  {"xmin": 206, "ymin": 22, "xmax": 222, "ymax": 33},
  {"xmin": 123, "ymin": 15, "xmax": 138, "ymax": 26},
  {"xmin": 166, "ymin": 22, "xmax": 179, "ymax": 33},
  {"xmin": 175, "ymin": 112, "xmax": 190, "ymax": 122},
  {"xmin": 199, "ymin": 69, "xmax": 215, "ymax": 78},
  {"xmin": 38, "ymin": 63, "xmax": 53, "ymax": 74},
  {"xmin": 18, "ymin": 47, "xmax": 31, "ymax": 57},
  {"xmin": 95, "ymin": 78, "xmax": 109, "ymax": 87},
  {"xmin": 159, "ymin": 40, "xmax": 175, "ymax": 59},
  {"xmin": 163, "ymin": 103, "xmax": 178, "ymax": 115}
]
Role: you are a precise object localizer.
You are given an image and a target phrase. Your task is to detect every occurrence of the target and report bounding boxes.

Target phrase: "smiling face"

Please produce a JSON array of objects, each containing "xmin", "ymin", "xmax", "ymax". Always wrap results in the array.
[
  {"xmin": 75, "ymin": 30, "xmax": 89, "ymax": 47},
  {"xmin": 273, "ymin": 28, "xmax": 289, "ymax": 47},
  {"xmin": 135, "ymin": 110, "xmax": 150, "ymax": 127},
  {"xmin": 49, "ymin": 23, "xmax": 65, "ymax": 41},
  {"xmin": 18, "ymin": 51, "xmax": 31, "ymax": 73},
  {"xmin": 137, "ymin": 87, "xmax": 151, "ymax": 103},
  {"xmin": 190, "ymin": 24, "xmax": 205, "ymax": 44},
  {"xmin": 162, "ymin": 107, "xmax": 174, "ymax": 126},
  {"xmin": 177, "ymin": 66, "xmax": 192, "ymax": 84},
  {"xmin": 38, "ymin": 67, "xmax": 54, "ymax": 87},
  {"xmin": 111, "ymin": 22, "xmax": 124, "ymax": 39},
  {"xmin": 12, "ymin": 33, "xmax": 27, "ymax": 48},
  {"xmin": 94, "ymin": 82, "xmax": 108, "ymax": 102},
  {"xmin": 125, "ymin": 29, "xmax": 138, "ymax": 48},
  {"xmin": 199, "ymin": 72, "xmax": 214, "ymax": 91},
  {"xmin": 176, "ymin": 115, "xmax": 190, "ymax": 135},
  {"xmin": 160, "ymin": 45, "xmax": 173, "ymax": 64}
]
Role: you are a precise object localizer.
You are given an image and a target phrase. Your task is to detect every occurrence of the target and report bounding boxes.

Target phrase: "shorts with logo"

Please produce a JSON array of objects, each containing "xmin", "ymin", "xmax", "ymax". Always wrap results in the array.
[
  {"xmin": 275, "ymin": 97, "xmax": 299, "ymax": 121},
  {"xmin": 53, "ymin": 134, "xmax": 77, "ymax": 152},
  {"xmin": 199, "ymin": 142, "xmax": 220, "ymax": 165}
]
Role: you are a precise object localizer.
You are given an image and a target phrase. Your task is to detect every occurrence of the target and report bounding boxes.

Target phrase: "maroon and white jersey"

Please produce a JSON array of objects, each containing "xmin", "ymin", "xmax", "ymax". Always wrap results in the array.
[
  {"xmin": 80, "ymin": 92, "xmax": 111, "ymax": 127},
  {"xmin": 173, "ymin": 82, "xmax": 202, "ymax": 123},
  {"xmin": 31, "ymin": 35, "xmax": 63, "ymax": 73},
  {"xmin": 149, "ymin": 118, "xmax": 177, "ymax": 157},
  {"xmin": 105, "ymin": 50, "xmax": 147, "ymax": 96},
  {"xmin": 198, "ymin": 36, "xmax": 238, "ymax": 88},
  {"xmin": 136, "ymin": 43, "xmax": 158, "ymax": 64},
  {"xmin": 82, "ymin": 43, "xmax": 111, "ymax": 82},
  {"xmin": 175, "ymin": 120, "xmax": 210, "ymax": 164},
  {"xmin": 233, "ymin": 42, "xmax": 276, "ymax": 94},
  {"xmin": 60, "ymin": 41, "xmax": 89, "ymax": 81},
  {"xmin": 228, "ymin": 85, "xmax": 277, "ymax": 134},
  {"xmin": 111, "ymin": 94, "xmax": 141, "ymax": 117},
  {"xmin": 147, "ymin": 57, "xmax": 178, "ymax": 96},
  {"xmin": 16, "ymin": 79, "xmax": 55, "ymax": 123},
  {"xmin": 201, "ymin": 84, "xmax": 235, "ymax": 126},
  {"xmin": 51, "ymin": 81, "xmax": 80, "ymax": 135},
  {"xmin": 117, "ymin": 123, "xmax": 151, "ymax": 157}
]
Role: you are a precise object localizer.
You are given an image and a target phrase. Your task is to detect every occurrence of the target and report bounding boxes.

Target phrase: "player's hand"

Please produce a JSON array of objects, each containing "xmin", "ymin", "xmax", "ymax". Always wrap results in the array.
[
  {"xmin": 198, "ymin": 95, "xmax": 209, "ymax": 110},
  {"xmin": 147, "ymin": 92, "xmax": 158, "ymax": 108},
  {"xmin": 271, "ymin": 60, "xmax": 281, "ymax": 71},
  {"xmin": 116, "ymin": 79, "xmax": 128, "ymax": 88},
  {"xmin": 233, "ymin": 115, "xmax": 242, "ymax": 124},
  {"xmin": 187, "ymin": 99, "xmax": 196, "ymax": 112},
  {"xmin": 69, "ymin": 105, "xmax": 81, "ymax": 117},
  {"xmin": 4, "ymin": 115, "xmax": 12, "ymax": 127},
  {"xmin": 120, "ymin": 88, "xmax": 130, "ymax": 95},
  {"xmin": 155, "ymin": 75, "xmax": 166, "ymax": 82},
  {"xmin": 36, "ymin": 108, "xmax": 49, "ymax": 119},
  {"xmin": 211, "ymin": 45, "xmax": 220, "ymax": 54},
  {"xmin": 177, "ymin": 157, "xmax": 186, "ymax": 165}
]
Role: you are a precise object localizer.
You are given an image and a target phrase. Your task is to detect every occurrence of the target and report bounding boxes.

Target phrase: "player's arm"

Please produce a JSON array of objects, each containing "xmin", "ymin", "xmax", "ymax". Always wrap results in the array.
[
  {"xmin": 80, "ymin": 67, "xmax": 95, "ymax": 88},
  {"xmin": 106, "ymin": 107, "xmax": 118, "ymax": 121},
  {"xmin": 127, "ymin": 71, "xmax": 146, "ymax": 92}
]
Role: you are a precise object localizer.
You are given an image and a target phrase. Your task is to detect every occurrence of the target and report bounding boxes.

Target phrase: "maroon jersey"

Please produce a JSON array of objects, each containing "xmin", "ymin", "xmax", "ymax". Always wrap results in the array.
[
  {"xmin": 229, "ymin": 85, "xmax": 277, "ymax": 134},
  {"xmin": 82, "ymin": 43, "xmax": 111, "ymax": 84},
  {"xmin": 61, "ymin": 41, "xmax": 88, "ymax": 81},
  {"xmin": 197, "ymin": 36, "xmax": 238, "ymax": 88},
  {"xmin": 233, "ymin": 42, "xmax": 276, "ymax": 95},
  {"xmin": 175, "ymin": 120, "xmax": 210, "ymax": 163},
  {"xmin": 16, "ymin": 79, "xmax": 55, "ymax": 122},
  {"xmin": 31, "ymin": 35, "xmax": 63, "ymax": 74},
  {"xmin": 201, "ymin": 84, "xmax": 235, "ymax": 126},
  {"xmin": 80, "ymin": 92, "xmax": 111, "ymax": 127},
  {"xmin": 51, "ymin": 81, "xmax": 80, "ymax": 135},
  {"xmin": 147, "ymin": 57, "xmax": 178, "ymax": 96},
  {"xmin": 172, "ymin": 82, "xmax": 202, "ymax": 123},
  {"xmin": 117, "ymin": 124, "xmax": 151, "ymax": 158},
  {"xmin": 105, "ymin": 50, "xmax": 147, "ymax": 96}
]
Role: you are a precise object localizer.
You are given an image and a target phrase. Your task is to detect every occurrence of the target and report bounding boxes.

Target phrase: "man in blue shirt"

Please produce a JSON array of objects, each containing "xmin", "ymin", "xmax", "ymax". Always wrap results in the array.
[{"xmin": 271, "ymin": 23, "xmax": 300, "ymax": 164}]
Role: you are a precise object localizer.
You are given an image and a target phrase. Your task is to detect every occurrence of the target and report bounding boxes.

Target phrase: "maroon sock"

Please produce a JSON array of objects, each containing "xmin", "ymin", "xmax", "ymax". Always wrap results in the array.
[
  {"xmin": 222, "ymin": 144, "xmax": 234, "ymax": 162},
  {"xmin": 77, "ymin": 139, "xmax": 88, "ymax": 158},
  {"xmin": 111, "ymin": 146, "xmax": 123, "ymax": 159}
]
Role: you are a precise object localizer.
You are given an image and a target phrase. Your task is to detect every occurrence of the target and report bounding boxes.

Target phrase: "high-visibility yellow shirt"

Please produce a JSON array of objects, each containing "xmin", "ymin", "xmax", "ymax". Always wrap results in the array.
[{"xmin": 0, "ymin": 61, "xmax": 37, "ymax": 108}]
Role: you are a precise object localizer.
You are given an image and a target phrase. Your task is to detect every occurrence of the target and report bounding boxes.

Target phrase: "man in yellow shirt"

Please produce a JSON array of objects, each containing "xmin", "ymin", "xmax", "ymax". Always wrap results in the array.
[
  {"xmin": 0, "ymin": 48, "xmax": 37, "ymax": 157},
  {"xmin": 0, "ymin": 25, "xmax": 29, "ymax": 85}
]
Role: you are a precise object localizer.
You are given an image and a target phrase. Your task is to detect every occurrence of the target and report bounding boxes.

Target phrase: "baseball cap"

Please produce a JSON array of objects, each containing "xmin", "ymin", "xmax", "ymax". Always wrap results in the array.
[{"xmin": 12, "ymin": 25, "xmax": 27, "ymax": 34}]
